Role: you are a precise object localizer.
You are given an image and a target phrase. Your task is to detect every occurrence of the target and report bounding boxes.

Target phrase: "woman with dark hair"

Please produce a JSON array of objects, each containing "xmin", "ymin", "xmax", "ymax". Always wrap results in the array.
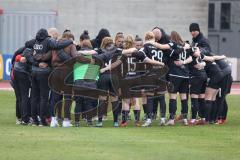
[
  {"xmin": 189, "ymin": 23, "xmax": 227, "ymax": 124},
  {"xmin": 12, "ymin": 47, "xmax": 32, "ymax": 125},
  {"xmin": 25, "ymin": 28, "xmax": 73, "ymax": 126},
  {"xmin": 73, "ymin": 30, "xmax": 99, "ymax": 127},
  {"xmin": 91, "ymin": 28, "xmax": 110, "ymax": 51}
]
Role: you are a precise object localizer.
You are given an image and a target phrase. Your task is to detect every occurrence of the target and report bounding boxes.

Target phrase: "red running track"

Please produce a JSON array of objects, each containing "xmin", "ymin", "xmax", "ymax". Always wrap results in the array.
[{"xmin": 0, "ymin": 81, "xmax": 240, "ymax": 95}]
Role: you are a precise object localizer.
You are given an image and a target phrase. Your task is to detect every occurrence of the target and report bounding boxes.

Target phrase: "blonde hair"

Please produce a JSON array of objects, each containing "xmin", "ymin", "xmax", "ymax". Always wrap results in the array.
[
  {"xmin": 123, "ymin": 35, "xmax": 134, "ymax": 49},
  {"xmin": 100, "ymin": 37, "xmax": 114, "ymax": 49},
  {"xmin": 48, "ymin": 27, "xmax": 59, "ymax": 40},
  {"xmin": 145, "ymin": 31, "xmax": 155, "ymax": 41}
]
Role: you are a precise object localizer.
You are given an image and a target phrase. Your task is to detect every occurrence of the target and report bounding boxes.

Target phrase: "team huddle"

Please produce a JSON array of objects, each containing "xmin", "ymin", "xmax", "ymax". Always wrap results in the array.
[{"xmin": 11, "ymin": 23, "xmax": 233, "ymax": 128}]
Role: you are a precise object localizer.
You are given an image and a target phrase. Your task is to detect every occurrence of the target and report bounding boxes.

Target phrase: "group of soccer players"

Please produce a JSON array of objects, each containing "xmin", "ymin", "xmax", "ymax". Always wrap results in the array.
[{"xmin": 11, "ymin": 22, "xmax": 232, "ymax": 128}]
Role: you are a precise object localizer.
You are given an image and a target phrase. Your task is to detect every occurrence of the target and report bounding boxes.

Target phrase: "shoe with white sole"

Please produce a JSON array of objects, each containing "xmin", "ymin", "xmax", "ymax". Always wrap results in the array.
[
  {"xmin": 62, "ymin": 120, "xmax": 72, "ymax": 127},
  {"xmin": 183, "ymin": 119, "xmax": 188, "ymax": 126},
  {"xmin": 50, "ymin": 117, "xmax": 59, "ymax": 127},
  {"xmin": 16, "ymin": 119, "xmax": 22, "ymax": 125},
  {"xmin": 159, "ymin": 118, "xmax": 166, "ymax": 126},
  {"xmin": 165, "ymin": 119, "xmax": 175, "ymax": 126},
  {"xmin": 142, "ymin": 119, "xmax": 152, "ymax": 127}
]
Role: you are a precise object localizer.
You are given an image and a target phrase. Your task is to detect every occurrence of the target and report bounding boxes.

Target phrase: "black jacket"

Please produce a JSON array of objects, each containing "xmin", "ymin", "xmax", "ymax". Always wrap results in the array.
[
  {"xmin": 25, "ymin": 28, "xmax": 73, "ymax": 72},
  {"xmin": 191, "ymin": 32, "xmax": 211, "ymax": 56},
  {"xmin": 13, "ymin": 48, "xmax": 32, "ymax": 75},
  {"xmin": 11, "ymin": 47, "xmax": 26, "ymax": 65},
  {"xmin": 91, "ymin": 28, "xmax": 110, "ymax": 50}
]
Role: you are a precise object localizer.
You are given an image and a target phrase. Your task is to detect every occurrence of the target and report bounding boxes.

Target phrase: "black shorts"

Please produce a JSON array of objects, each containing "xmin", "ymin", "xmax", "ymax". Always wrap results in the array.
[
  {"xmin": 207, "ymin": 76, "xmax": 221, "ymax": 89},
  {"xmin": 207, "ymin": 71, "xmax": 226, "ymax": 89},
  {"xmin": 168, "ymin": 76, "xmax": 189, "ymax": 93},
  {"xmin": 97, "ymin": 73, "xmax": 119, "ymax": 95},
  {"xmin": 219, "ymin": 74, "xmax": 233, "ymax": 96},
  {"xmin": 190, "ymin": 76, "xmax": 207, "ymax": 94}
]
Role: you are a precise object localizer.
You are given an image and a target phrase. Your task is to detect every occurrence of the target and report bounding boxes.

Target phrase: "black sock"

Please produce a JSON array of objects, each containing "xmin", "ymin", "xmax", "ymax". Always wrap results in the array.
[
  {"xmin": 210, "ymin": 101, "xmax": 217, "ymax": 122},
  {"xmin": 98, "ymin": 100, "xmax": 108, "ymax": 122},
  {"xmin": 159, "ymin": 95, "xmax": 166, "ymax": 118},
  {"xmin": 191, "ymin": 98, "xmax": 199, "ymax": 119},
  {"xmin": 153, "ymin": 97, "xmax": 158, "ymax": 114},
  {"xmin": 216, "ymin": 96, "xmax": 224, "ymax": 120},
  {"xmin": 145, "ymin": 104, "xmax": 152, "ymax": 119},
  {"xmin": 205, "ymin": 100, "xmax": 212, "ymax": 122},
  {"xmin": 112, "ymin": 101, "xmax": 119, "ymax": 123},
  {"xmin": 122, "ymin": 110, "xmax": 128, "ymax": 123},
  {"xmin": 134, "ymin": 110, "xmax": 140, "ymax": 121},
  {"xmin": 198, "ymin": 98, "xmax": 205, "ymax": 118},
  {"xmin": 181, "ymin": 99, "xmax": 188, "ymax": 119},
  {"xmin": 143, "ymin": 104, "xmax": 147, "ymax": 114},
  {"xmin": 169, "ymin": 99, "xmax": 177, "ymax": 119},
  {"xmin": 223, "ymin": 99, "xmax": 228, "ymax": 120}
]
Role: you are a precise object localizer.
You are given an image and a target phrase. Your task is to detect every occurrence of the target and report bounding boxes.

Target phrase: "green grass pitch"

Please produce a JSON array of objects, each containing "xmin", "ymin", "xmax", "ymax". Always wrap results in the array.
[{"xmin": 0, "ymin": 91, "xmax": 239, "ymax": 160}]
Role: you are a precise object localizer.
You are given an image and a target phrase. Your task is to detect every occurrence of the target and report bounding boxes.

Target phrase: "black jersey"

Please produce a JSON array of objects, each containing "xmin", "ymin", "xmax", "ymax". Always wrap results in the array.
[
  {"xmin": 122, "ymin": 55, "xmax": 148, "ymax": 77},
  {"xmin": 94, "ymin": 47, "xmax": 122, "ymax": 74},
  {"xmin": 168, "ymin": 43, "xmax": 191, "ymax": 78},
  {"xmin": 191, "ymin": 32, "xmax": 220, "ymax": 78},
  {"xmin": 138, "ymin": 43, "xmax": 169, "ymax": 64},
  {"xmin": 200, "ymin": 53, "xmax": 223, "ymax": 79},
  {"xmin": 188, "ymin": 50, "xmax": 207, "ymax": 77},
  {"xmin": 215, "ymin": 59, "xmax": 231, "ymax": 76}
]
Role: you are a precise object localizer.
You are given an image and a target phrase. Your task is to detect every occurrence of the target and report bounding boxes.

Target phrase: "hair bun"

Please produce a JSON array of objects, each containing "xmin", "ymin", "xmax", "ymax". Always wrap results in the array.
[{"xmin": 83, "ymin": 30, "xmax": 89, "ymax": 35}]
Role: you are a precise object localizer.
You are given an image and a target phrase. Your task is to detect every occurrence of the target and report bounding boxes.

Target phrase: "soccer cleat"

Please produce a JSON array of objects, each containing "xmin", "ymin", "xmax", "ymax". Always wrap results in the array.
[
  {"xmin": 142, "ymin": 119, "xmax": 152, "ymax": 127},
  {"xmin": 113, "ymin": 122, "xmax": 119, "ymax": 127},
  {"xmin": 175, "ymin": 114, "xmax": 184, "ymax": 122},
  {"xmin": 165, "ymin": 119, "xmax": 175, "ymax": 126},
  {"xmin": 189, "ymin": 119, "xmax": 196, "ymax": 125},
  {"xmin": 159, "ymin": 118, "xmax": 166, "ymax": 126},
  {"xmin": 50, "ymin": 117, "xmax": 59, "ymax": 128},
  {"xmin": 134, "ymin": 121, "xmax": 141, "ymax": 127},
  {"xmin": 183, "ymin": 119, "xmax": 188, "ymax": 126},
  {"xmin": 96, "ymin": 121, "xmax": 103, "ymax": 127},
  {"xmin": 16, "ymin": 119, "xmax": 22, "ymax": 125},
  {"xmin": 38, "ymin": 122, "xmax": 43, "ymax": 127},
  {"xmin": 215, "ymin": 119, "xmax": 224, "ymax": 125},
  {"xmin": 120, "ymin": 121, "xmax": 128, "ymax": 127},
  {"xmin": 195, "ymin": 119, "xmax": 207, "ymax": 125},
  {"xmin": 62, "ymin": 120, "xmax": 72, "ymax": 127}
]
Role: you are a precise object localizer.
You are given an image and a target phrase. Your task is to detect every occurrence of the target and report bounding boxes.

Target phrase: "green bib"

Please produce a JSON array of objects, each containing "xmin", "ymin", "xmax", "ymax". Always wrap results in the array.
[{"xmin": 73, "ymin": 55, "xmax": 100, "ymax": 81}]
